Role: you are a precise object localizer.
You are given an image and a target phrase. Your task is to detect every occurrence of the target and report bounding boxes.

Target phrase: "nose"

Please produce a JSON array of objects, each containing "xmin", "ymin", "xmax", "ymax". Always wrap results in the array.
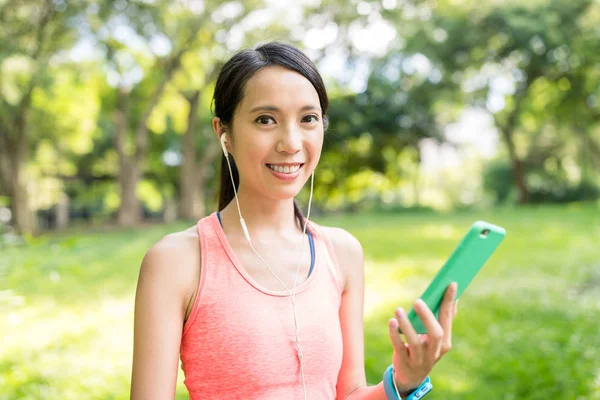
[{"xmin": 276, "ymin": 123, "xmax": 302, "ymax": 154}]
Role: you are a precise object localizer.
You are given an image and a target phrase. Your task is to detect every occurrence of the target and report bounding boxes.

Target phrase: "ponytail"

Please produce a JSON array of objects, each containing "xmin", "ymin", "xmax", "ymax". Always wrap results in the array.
[{"xmin": 218, "ymin": 154, "xmax": 238, "ymax": 211}]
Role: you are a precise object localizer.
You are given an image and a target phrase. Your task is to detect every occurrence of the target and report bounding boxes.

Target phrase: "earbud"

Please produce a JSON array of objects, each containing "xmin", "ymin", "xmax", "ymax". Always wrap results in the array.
[{"xmin": 220, "ymin": 132, "xmax": 228, "ymax": 157}]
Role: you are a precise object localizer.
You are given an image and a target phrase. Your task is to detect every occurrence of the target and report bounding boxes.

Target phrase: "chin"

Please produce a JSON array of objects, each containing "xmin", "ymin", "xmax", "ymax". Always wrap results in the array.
[
  {"xmin": 269, "ymin": 187, "xmax": 304, "ymax": 201},
  {"xmin": 261, "ymin": 169, "xmax": 313, "ymax": 200}
]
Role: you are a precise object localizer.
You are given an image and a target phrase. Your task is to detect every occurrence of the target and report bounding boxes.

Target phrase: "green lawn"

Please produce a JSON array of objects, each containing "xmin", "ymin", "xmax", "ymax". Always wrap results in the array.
[{"xmin": 1, "ymin": 205, "xmax": 599, "ymax": 399}]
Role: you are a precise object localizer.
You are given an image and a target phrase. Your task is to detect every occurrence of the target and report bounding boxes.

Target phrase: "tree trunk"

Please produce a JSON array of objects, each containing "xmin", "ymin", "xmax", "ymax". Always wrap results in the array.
[
  {"xmin": 499, "ymin": 127, "xmax": 529, "ymax": 204},
  {"xmin": 12, "ymin": 174, "xmax": 35, "ymax": 234},
  {"xmin": 0, "ymin": 126, "xmax": 35, "ymax": 234},
  {"xmin": 55, "ymin": 193, "xmax": 69, "ymax": 229},
  {"xmin": 117, "ymin": 158, "xmax": 141, "ymax": 225},
  {"xmin": 114, "ymin": 89, "xmax": 141, "ymax": 226},
  {"xmin": 179, "ymin": 90, "xmax": 201, "ymax": 220},
  {"xmin": 196, "ymin": 140, "xmax": 221, "ymax": 216},
  {"xmin": 496, "ymin": 92, "xmax": 530, "ymax": 204},
  {"xmin": 0, "ymin": 153, "xmax": 35, "ymax": 234}
]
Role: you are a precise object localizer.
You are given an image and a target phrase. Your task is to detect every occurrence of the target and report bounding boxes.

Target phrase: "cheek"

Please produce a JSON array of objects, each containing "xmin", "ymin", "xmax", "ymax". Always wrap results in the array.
[
  {"xmin": 308, "ymin": 135, "xmax": 324, "ymax": 163},
  {"xmin": 233, "ymin": 134, "xmax": 267, "ymax": 165},
  {"xmin": 242, "ymin": 144, "xmax": 264, "ymax": 162}
]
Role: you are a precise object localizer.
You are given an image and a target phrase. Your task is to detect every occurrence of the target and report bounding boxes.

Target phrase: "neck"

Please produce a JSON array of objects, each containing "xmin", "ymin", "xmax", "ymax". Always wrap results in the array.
[{"xmin": 220, "ymin": 185, "xmax": 305, "ymax": 240}]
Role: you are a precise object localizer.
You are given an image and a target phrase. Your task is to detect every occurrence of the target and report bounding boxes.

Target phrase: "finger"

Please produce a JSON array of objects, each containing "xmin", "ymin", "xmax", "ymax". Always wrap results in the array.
[
  {"xmin": 395, "ymin": 307, "xmax": 422, "ymax": 356},
  {"xmin": 414, "ymin": 300, "xmax": 445, "ymax": 362},
  {"xmin": 388, "ymin": 317, "xmax": 409, "ymax": 363},
  {"xmin": 453, "ymin": 299, "xmax": 459, "ymax": 317},
  {"xmin": 439, "ymin": 282, "xmax": 458, "ymax": 325},
  {"xmin": 439, "ymin": 283, "xmax": 458, "ymax": 354},
  {"xmin": 413, "ymin": 299, "xmax": 444, "ymax": 344}
]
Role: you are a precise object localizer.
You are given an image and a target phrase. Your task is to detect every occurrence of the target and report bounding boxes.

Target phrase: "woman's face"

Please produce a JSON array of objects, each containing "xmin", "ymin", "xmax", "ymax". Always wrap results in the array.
[{"xmin": 224, "ymin": 65, "xmax": 324, "ymax": 201}]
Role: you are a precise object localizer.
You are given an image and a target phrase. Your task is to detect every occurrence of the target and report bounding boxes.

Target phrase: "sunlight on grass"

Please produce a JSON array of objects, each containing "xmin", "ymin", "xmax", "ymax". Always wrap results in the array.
[
  {"xmin": 3, "ymin": 297, "xmax": 131, "ymax": 351},
  {"xmin": 1, "ymin": 293, "xmax": 190, "ymax": 400},
  {"xmin": 363, "ymin": 255, "xmax": 447, "ymax": 317},
  {"xmin": 419, "ymin": 223, "xmax": 462, "ymax": 240}
]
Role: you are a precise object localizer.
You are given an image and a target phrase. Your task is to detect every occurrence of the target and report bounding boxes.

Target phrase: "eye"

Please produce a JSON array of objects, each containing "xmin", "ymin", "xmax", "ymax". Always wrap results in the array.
[
  {"xmin": 256, "ymin": 115, "xmax": 275, "ymax": 125},
  {"xmin": 302, "ymin": 114, "xmax": 319, "ymax": 124}
]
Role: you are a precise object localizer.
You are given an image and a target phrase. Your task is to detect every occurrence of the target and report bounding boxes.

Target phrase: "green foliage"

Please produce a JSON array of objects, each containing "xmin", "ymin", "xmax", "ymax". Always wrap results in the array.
[
  {"xmin": 2, "ymin": 0, "xmax": 600, "ymax": 233},
  {"xmin": 484, "ymin": 158, "xmax": 600, "ymax": 204},
  {"xmin": 1, "ymin": 206, "xmax": 599, "ymax": 398},
  {"xmin": 483, "ymin": 159, "xmax": 516, "ymax": 204}
]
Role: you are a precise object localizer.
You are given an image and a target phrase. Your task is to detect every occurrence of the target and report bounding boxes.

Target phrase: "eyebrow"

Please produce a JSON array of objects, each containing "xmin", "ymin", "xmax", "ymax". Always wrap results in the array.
[{"xmin": 249, "ymin": 105, "xmax": 321, "ymax": 113}]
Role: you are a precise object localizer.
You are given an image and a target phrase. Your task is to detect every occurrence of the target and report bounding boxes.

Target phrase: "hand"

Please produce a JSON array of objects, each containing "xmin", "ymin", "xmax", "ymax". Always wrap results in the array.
[{"xmin": 387, "ymin": 283, "xmax": 459, "ymax": 394}]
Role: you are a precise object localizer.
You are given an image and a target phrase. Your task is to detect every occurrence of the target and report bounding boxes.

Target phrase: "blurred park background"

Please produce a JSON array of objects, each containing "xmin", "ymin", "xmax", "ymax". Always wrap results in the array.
[{"xmin": 1, "ymin": 0, "xmax": 599, "ymax": 398}]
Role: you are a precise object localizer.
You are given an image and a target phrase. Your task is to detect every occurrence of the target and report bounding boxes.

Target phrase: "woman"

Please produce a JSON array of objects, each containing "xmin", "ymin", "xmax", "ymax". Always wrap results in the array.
[{"xmin": 130, "ymin": 41, "xmax": 458, "ymax": 400}]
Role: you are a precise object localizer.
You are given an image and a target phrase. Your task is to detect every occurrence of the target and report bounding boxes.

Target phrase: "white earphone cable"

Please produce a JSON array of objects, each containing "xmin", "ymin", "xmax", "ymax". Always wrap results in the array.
[{"xmin": 222, "ymin": 146, "xmax": 311, "ymax": 400}]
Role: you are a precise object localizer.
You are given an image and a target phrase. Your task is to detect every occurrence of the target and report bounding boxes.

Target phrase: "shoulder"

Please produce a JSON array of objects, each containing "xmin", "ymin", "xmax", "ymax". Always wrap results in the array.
[
  {"xmin": 319, "ymin": 226, "xmax": 364, "ymax": 291},
  {"xmin": 320, "ymin": 226, "xmax": 363, "ymax": 257},
  {"xmin": 142, "ymin": 225, "xmax": 200, "ymax": 273},
  {"xmin": 145, "ymin": 225, "xmax": 200, "ymax": 259},
  {"xmin": 138, "ymin": 225, "xmax": 201, "ymax": 314}
]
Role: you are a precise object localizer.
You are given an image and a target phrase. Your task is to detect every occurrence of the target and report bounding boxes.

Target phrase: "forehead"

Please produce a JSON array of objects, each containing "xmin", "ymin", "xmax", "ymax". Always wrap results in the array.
[{"xmin": 238, "ymin": 65, "xmax": 321, "ymax": 112}]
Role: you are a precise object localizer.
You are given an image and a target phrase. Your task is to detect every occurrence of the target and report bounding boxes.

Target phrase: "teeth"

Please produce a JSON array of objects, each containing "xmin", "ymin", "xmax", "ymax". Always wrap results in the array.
[{"xmin": 268, "ymin": 164, "xmax": 301, "ymax": 173}]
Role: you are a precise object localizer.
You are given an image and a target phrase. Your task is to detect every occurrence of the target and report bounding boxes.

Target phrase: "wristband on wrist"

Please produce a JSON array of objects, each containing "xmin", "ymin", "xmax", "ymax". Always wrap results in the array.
[{"xmin": 382, "ymin": 364, "xmax": 433, "ymax": 400}]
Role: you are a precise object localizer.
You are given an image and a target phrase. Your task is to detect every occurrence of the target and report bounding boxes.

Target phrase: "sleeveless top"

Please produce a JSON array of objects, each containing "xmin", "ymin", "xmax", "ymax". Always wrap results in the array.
[{"xmin": 180, "ymin": 212, "xmax": 345, "ymax": 400}]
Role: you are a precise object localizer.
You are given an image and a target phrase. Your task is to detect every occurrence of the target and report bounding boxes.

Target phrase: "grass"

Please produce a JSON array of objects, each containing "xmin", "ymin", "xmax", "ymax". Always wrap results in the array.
[{"xmin": 1, "ymin": 205, "xmax": 599, "ymax": 399}]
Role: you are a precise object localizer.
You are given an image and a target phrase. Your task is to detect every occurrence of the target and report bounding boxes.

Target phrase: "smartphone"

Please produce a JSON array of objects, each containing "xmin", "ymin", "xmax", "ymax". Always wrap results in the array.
[{"xmin": 402, "ymin": 220, "xmax": 506, "ymax": 335}]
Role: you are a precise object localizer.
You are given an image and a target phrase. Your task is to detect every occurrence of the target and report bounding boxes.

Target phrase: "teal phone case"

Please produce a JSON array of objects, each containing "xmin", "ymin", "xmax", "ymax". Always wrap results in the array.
[{"xmin": 405, "ymin": 221, "xmax": 506, "ymax": 334}]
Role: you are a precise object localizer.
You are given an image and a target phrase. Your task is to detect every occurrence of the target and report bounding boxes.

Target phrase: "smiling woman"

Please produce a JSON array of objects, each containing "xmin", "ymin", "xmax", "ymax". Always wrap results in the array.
[
  {"xmin": 130, "ymin": 41, "xmax": 458, "ymax": 400},
  {"xmin": 215, "ymin": 64, "xmax": 325, "ymax": 205}
]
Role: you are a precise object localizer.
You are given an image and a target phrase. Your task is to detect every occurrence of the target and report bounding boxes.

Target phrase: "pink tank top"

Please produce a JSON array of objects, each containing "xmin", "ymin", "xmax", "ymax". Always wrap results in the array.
[{"xmin": 180, "ymin": 212, "xmax": 345, "ymax": 399}]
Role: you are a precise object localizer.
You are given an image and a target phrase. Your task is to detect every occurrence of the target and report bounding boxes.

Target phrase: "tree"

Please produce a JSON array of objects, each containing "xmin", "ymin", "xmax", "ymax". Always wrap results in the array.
[
  {"xmin": 0, "ymin": 0, "xmax": 87, "ymax": 233},
  {"xmin": 88, "ymin": 1, "xmax": 207, "ymax": 225},
  {"xmin": 401, "ymin": 0, "xmax": 597, "ymax": 203}
]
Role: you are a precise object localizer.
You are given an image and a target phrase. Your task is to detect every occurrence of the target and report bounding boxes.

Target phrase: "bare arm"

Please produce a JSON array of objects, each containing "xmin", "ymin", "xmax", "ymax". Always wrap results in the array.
[
  {"xmin": 322, "ymin": 227, "xmax": 383, "ymax": 399},
  {"xmin": 130, "ymin": 231, "xmax": 200, "ymax": 399},
  {"xmin": 328, "ymin": 227, "xmax": 458, "ymax": 400}
]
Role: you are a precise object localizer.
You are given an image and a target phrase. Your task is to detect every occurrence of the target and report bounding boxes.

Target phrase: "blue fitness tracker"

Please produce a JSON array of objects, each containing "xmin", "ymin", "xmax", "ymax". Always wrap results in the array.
[{"xmin": 383, "ymin": 364, "xmax": 433, "ymax": 400}]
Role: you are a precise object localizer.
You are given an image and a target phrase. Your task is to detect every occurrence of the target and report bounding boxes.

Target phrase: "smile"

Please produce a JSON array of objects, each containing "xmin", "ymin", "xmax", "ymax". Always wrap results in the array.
[{"xmin": 266, "ymin": 164, "xmax": 303, "ymax": 174}]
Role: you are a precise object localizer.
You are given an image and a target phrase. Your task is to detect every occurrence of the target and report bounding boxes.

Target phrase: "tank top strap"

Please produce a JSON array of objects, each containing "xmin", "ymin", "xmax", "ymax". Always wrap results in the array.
[{"xmin": 181, "ymin": 212, "xmax": 223, "ymax": 337}]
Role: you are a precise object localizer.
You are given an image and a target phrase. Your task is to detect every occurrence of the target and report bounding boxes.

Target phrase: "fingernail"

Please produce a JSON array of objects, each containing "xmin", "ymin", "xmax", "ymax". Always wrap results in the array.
[
  {"xmin": 396, "ymin": 307, "xmax": 405, "ymax": 319},
  {"xmin": 451, "ymin": 282, "xmax": 458, "ymax": 293}
]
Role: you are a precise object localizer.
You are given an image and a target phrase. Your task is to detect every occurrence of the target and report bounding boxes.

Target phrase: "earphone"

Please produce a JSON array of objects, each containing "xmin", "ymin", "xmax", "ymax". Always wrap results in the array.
[
  {"xmin": 220, "ymin": 132, "xmax": 314, "ymax": 400},
  {"xmin": 220, "ymin": 133, "xmax": 252, "ymax": 242}
]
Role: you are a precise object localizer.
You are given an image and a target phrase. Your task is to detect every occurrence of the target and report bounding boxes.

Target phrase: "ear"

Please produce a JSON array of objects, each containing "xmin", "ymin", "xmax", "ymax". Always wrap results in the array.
[
  {"xmin": 212, "ymin": 117, "xmax": 230, "ymax": 154},
  {"xmin": 212, "ymin": 117, "xmax": 225, "ymax": 140}
]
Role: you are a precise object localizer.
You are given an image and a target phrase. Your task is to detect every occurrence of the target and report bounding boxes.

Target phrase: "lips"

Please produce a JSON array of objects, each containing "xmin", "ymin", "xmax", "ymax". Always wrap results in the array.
[{"xmin": 266, "ymin": 163, "xmax": 304, "ymax": 174}]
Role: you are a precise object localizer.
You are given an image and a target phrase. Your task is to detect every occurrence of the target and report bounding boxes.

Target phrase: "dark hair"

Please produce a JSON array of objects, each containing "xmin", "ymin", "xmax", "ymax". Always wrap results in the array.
[{"xmin": 213, "ymin": 41, "xmax": 329, "ymax": 228}]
